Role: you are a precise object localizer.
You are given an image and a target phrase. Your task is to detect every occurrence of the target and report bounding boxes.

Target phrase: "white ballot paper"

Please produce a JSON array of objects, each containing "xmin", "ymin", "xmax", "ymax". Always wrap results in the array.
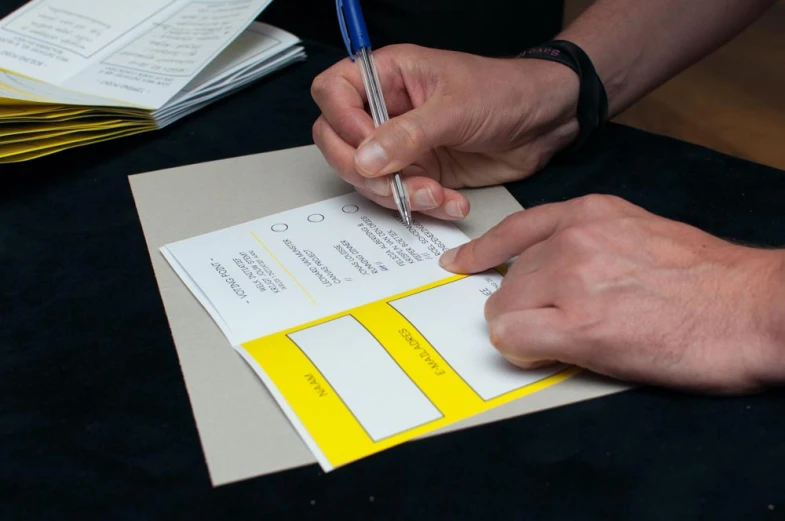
[{"xmin": 161, "ymin": 192, "xmax": 578, "ymax": 471}]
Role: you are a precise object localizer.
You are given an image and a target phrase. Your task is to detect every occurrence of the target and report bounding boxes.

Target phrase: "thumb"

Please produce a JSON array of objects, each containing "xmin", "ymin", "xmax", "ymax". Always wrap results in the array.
[
  {"xmin": 353, "ymin": 97, "xmax": 454, "ymax": 177},
  {"xmin": 489, "ymin": 308, "xmax": 575, "ymax": 369}
]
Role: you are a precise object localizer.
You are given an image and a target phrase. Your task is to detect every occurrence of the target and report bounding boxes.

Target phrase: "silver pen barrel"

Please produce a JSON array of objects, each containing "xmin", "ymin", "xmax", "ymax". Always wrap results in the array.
[{"xmin": 357, "ymin": 47, "xmax": 412, "ymax": 227}]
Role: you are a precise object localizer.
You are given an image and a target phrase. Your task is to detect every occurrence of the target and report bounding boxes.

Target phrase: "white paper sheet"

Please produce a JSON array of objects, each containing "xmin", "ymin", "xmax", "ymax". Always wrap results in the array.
[
  {"xmin": 0, "ymin": 0, "xmax": 273, "ymax": 108},
  {"xmin": 162, "ymin": 192, "xmax": 473, "ymax": 345}
]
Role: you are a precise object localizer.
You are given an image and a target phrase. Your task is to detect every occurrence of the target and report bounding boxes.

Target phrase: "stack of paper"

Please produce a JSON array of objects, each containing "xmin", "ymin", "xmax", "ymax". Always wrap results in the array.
[{"xmin": 0, "ymin": 0, "xmax": 305, "ymax": 162}]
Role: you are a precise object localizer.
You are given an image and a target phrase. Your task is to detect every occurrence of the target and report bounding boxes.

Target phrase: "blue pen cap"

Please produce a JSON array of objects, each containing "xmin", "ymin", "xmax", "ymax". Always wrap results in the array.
[{"xmin": 336, "ymin": 0, "xmax": 371, "ymax": 57}]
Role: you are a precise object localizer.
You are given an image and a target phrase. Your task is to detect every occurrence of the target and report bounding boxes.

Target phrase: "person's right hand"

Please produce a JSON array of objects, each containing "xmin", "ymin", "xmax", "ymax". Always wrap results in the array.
[{"xmin": 310, "ymin": 44, "xmax": 581, "ymax": 220}]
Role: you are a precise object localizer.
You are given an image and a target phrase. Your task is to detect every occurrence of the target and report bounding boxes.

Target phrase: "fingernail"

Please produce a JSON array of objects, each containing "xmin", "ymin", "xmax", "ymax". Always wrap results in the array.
[
  {"xmin": 413, "ymin": 187, "xmax": 437, "ymax": 208},
  {"xmin": 445, "ymin": 200, "xmax": 465, "ymax": 218},
  {"xmin": 355, "ymin": 140, "xmax": 388, "ymax": 175},
  {"xmin": 439, "ymin": 247, "xmax": 458, "ymax": 268},
  {"xmin": 365, "ymin": 177, "xmax": 390, "ymax": 196}
]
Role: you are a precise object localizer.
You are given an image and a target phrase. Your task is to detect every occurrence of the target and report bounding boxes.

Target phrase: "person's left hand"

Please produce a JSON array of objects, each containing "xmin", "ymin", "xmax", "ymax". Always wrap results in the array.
[{"xmin": 438, "ymin": 194, "xmax": 785, "ymax": 394}]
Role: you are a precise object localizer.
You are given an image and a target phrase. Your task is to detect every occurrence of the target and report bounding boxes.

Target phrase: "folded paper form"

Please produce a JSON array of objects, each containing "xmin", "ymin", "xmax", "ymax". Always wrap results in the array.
[
  {"xmin": 0, "ymin": 0, "xmax": 304, "ymax": 162},
  {"xmin": 129, "ymin": 145, "xmax": 629, "ymax": 484},
  {"xmin": 161, "ymin": 191, "xmax": 580, "ymax": 470}
]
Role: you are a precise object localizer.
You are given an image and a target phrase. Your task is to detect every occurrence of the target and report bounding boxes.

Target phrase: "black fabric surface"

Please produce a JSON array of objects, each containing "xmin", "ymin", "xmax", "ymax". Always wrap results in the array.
[
  {"xmin": 262, "ymin": 0, "xmax": 564, "ymax": 57},
  {"xmin": 2, "ymin": 9, "xmax": 785, "ymax": 521}
]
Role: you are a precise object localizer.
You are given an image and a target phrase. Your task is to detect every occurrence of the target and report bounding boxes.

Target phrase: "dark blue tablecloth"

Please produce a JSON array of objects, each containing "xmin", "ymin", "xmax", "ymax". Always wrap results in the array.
[{"xmin": 2, "ymin": 4, "xmax": 784, "ymax": 520}]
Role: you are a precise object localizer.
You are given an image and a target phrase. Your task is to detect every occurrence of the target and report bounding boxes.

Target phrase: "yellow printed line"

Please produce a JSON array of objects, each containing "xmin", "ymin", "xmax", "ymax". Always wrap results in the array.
[{"xmin": 250, "ymin": 231, "xmax": 317, "ymax": 306}]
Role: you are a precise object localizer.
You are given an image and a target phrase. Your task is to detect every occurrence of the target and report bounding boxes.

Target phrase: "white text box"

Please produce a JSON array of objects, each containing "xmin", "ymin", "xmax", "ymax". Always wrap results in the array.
[
  {"xmin": 389, "ymin": 274, "xmax": 565, "ymax": 400},
  {"xmin": 288, "ymin": 316, "xmax": 441, "ymax": 441}
]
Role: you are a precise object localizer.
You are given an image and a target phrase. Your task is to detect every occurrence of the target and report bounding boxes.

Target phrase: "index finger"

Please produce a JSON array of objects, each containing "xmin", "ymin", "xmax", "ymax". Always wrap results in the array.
[
  {"xmin": 310, "ymin": 50, "xmax": 417, "ymax": 147},
  {"xmin": 439, "ymin": 201, "xmax": 571, "ymax": 274},
  {"xmin": 311, "ymin": 58, "xmax": 374, "ymax": 147}
]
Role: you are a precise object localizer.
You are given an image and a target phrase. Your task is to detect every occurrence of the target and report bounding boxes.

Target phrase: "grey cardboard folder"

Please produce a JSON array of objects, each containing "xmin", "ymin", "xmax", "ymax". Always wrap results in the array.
[{"xmin": 129, "ymin": 144, "xmax": 628, "ymax": 486}]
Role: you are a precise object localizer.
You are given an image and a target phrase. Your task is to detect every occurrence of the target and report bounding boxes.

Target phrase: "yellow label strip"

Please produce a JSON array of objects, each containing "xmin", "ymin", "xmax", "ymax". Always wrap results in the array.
[{"xmin": 241, "ymin": 274, "xmax": 580, "ymax": 469}]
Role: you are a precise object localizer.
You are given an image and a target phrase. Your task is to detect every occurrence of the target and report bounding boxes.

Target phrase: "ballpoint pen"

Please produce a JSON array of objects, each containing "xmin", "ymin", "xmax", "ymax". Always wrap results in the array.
[{"xmin": 336, "ymin": 0, "xmax": 413, "ymax": 228}]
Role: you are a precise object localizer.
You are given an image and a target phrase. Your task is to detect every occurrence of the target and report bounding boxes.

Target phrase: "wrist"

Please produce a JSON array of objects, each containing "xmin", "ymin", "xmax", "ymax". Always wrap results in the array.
[
  {"xmin": 509, "ymin": 57, "xmax": 580, "ymax": 144},
  {"xmin": 516, "ymin": 40, "xmax": 608, "ymax": 156},
  {"xmin": 553, "ymin": 31, "xmax": 631, "ymax": 119},
  {"xmin": 757, "ymin": 250, "xmax": 785, "ymax": 386}
]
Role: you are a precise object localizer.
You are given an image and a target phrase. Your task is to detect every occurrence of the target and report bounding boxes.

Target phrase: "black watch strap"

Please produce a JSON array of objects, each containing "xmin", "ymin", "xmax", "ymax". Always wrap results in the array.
[{"xmin": 519, "ymin": 39, "xmax": 608, "ymax": 155}]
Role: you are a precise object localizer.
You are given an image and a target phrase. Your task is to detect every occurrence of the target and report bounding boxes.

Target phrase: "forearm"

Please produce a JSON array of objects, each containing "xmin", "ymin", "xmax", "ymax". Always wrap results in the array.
[{"xmin": 557, "ymin": 0, "xmax": 777, "ymax": 117}]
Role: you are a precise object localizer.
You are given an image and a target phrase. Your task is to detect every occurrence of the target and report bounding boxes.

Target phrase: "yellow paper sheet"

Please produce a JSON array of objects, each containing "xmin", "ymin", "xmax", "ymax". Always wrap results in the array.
[
  {"xmin": 0, "ymin": 110, "xmax": 151, "ymax": 125},
  {"xmin": 0, "ymin": 125, "xmax": 154, "ymax": 161},
  {"xmin": 0, "ymin": 102, "xmax": 80, "ymax": 118},
  {"xmin": 0, "ymin": 118, "xmax": 133, "ymax": 138}
]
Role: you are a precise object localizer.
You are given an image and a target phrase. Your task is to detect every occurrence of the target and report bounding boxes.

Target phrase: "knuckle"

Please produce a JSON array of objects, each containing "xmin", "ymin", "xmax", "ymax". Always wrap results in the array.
[
  {"xmin": 387, "ymin": 116, "xmax": 426, "ymax": 151},
  {"xmin": 389, "ymin": 43, "xmax": 419, "ymax": 58},
  {"xmin": 486, "ymin": 224, "xmax": 508, "ymax": 246},
  {"xmin": 309, "ymin": 74, "xmax": 325, "ymax": 100},
  {"xmin": 488, "ymin": 319, "xmax": 509, "ymax": 352},
  {"xmin": 483, "ymin": 290, "xmax": 504, "ymax": 322},
  {"xmin": 335, "ymin": 113, "xmax": 361, "ymax": 142},
  {"xmin": 493, "ymin": 212, "xmax": 524, "ymax": 240},
  {"xmin": 457, "ymin": 239, "xmax": 482, "ymax": 268},
  {"xmin": 567, "ymin": 261, "xmax": 596, "ymax": 289},
  {"xmin": 310, "ymin": 71, "xmax": 335, "ymax": 103},
  {"xmin": 561, "ymin": 251, "xmax": 607, "ymax": 295},
  {"xmin": 311, "ymin": 118, "xmax": 322, "ymax": 142},
  {"xmin": 556, "ymin": 225, "xmax": 592, "ymax": 249},
  {"xmin": 573, "ymin": 193, "xmax": 624, "ymax": 215}
]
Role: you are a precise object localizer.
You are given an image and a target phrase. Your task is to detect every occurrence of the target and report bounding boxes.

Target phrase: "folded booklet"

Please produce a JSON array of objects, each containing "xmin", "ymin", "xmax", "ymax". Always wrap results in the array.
[
  {"xmin": 161, "ymin": 191, "xmax": 578, "ymax": 471},
  {"xmin": 0, "ymin": 0, "xmax": 305, "ymax": 162}
]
